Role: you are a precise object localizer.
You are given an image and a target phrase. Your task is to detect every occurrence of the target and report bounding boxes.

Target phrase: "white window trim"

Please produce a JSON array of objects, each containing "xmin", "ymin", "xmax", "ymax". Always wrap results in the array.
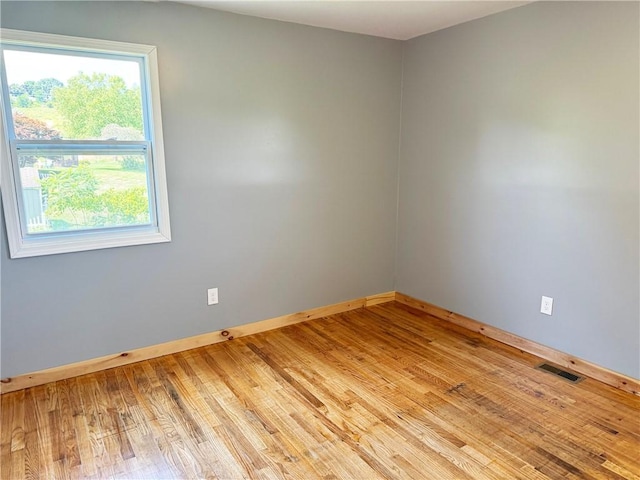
[{"xmin": 0, "ymin": 29, "xmax": 171, "ymax": 258}]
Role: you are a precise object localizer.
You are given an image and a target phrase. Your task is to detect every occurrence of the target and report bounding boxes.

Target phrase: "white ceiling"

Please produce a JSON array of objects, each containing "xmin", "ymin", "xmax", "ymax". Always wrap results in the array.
[{"xmin": 175, "ymin": 0, "xmax": 531, "ymax": 40}]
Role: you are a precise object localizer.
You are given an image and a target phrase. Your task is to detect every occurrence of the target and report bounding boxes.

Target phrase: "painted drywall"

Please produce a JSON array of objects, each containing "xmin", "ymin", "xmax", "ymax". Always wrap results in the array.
[
  {"xmin": 2, "ymin": 1, "xmax": 638, "ymax": 382},
  {"xmin": 396, "ymin": 2, "xmax": 639, "ymax": 378},
  {"xmin": 0, "ymin": 1, "xmax": 402, "ymax": 377}
]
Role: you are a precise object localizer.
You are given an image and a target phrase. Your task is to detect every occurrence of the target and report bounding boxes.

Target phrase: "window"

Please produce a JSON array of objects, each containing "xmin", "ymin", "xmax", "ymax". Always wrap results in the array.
[{"xmin": 0, "ymin": 29, "xmax": 170, "ymax": 258}]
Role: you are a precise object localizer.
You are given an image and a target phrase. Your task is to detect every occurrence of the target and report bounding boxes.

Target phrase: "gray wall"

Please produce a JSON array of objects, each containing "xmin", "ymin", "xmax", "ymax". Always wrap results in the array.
[
  {"xmin": 397, "ymin": 2, "xmax": 640, "ymax": 378},
  {"xmin": 2, "ymin": 1, "xmax": 639, "ymax": 381},
  {"xmin": 0, "ymin": 1, "xmax": 402, "ymax": 377}
]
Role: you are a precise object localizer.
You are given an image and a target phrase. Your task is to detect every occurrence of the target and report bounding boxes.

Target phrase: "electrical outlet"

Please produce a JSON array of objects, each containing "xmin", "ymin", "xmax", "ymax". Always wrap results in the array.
[
  {"xmin": 207, "ymin": 288, "xmax": 219, "ymax": 305},
  {"xmin": 540, "ymin": 296, "xmax": 553, "ymax": 315}
]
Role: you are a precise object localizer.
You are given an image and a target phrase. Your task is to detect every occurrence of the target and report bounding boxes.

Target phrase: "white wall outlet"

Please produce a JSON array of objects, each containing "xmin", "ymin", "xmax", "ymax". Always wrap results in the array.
[
  {"xmin": 540, "ymin": 296, "xmax": 553, "ymax": 315},
  {"xmin": 207, "ymin": 288, "xmax": 219, "ymax": 306}
]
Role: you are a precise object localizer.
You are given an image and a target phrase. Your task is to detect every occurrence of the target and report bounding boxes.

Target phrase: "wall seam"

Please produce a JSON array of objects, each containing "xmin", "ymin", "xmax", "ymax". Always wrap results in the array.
[{"xmin": 392, "ymin": 41, "xmax": 405, "ymax": 291}]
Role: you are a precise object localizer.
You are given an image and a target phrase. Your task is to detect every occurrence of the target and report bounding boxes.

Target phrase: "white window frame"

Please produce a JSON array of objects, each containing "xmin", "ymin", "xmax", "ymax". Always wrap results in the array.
[{"xmin": 0, "ymin": 29, "xmax": 171, "ymax": 258}]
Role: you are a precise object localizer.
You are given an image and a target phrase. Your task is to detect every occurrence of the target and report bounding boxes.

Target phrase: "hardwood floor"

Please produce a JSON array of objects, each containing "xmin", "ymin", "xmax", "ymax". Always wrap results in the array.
[{"xmin": 1, "ymin": 302, "xmax": 639, "ymax": 479}]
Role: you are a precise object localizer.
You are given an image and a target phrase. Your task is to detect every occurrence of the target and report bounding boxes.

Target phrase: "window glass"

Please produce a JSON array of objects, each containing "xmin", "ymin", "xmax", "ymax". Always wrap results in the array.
[
  {"xmin": 18, "ymin": 153, "xmax": 151, "ymax": 234},
  {"xmin": 5, "ymin": 49, "xmax": 144, "ymax": 141}
]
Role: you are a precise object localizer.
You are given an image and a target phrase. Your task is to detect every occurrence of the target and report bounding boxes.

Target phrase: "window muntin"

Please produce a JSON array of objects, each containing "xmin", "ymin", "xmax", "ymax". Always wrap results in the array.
[{"xmin": 0, "ymin": 29, "xmax": 171, "ymax": 258}]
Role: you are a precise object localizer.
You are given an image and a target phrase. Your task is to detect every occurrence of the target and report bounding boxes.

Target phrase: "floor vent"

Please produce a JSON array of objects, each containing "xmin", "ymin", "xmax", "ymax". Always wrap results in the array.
[{"xmin": 536, "ymin": 363, "xmax": 584, "ymax": 383}]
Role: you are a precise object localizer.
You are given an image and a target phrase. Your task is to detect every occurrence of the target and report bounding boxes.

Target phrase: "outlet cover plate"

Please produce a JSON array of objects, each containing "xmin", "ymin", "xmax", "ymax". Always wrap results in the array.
[
  {"xmin": 540, "ymin": 296, "xmax": 553, "ymax": 315},
  {"xmin": 208, "ymin": 288, "xmax": 219, "ymax": 305}
]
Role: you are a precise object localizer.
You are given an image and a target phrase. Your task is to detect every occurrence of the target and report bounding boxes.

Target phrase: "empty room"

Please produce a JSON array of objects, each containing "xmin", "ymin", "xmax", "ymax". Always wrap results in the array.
[{"xmin": 0, "ymin": 0, "xmax": 638, "ymax": 478}]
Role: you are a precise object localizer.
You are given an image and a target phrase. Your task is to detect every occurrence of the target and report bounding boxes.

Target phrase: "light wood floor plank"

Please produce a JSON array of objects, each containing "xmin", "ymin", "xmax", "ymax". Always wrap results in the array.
[{"xmin": 1, "ymin": 302, "xmax": 639, "ymax": 479}]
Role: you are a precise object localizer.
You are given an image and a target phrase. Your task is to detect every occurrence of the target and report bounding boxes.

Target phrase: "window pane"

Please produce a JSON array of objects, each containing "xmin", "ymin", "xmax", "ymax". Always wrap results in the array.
[
  {"xmin": 18, "ymin": 153, "xmax": 151, "ymax": 234},
  {"xmin": 4, "ymin": 49, "xmax": 144, "ymax": 141}
]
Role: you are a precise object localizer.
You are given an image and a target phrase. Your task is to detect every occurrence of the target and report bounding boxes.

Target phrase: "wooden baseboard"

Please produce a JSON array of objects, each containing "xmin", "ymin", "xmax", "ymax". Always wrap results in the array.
[
  {"xmin": 395, "ymin": 292, "xmax": 640, "ymax": 397},
  {"xmin": 4, "ymin": 290, "xmax": 636, "ymax": 397},
  {"xmin": 0, "ymin": 292, "xmax": 395, "ymax": 394}
]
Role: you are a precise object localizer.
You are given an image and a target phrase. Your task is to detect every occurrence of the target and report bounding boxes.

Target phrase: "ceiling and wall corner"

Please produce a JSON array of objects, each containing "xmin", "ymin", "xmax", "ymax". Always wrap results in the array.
[{"xmin": 172, "ymin": 0, "xmax": 532, "ymax": 40}]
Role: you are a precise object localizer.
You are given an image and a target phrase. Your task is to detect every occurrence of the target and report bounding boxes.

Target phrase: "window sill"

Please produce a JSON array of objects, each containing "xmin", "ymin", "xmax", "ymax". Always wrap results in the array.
[{"xmin": 8, "ymin": 227, "xmax": 171, "ymax": 258}]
